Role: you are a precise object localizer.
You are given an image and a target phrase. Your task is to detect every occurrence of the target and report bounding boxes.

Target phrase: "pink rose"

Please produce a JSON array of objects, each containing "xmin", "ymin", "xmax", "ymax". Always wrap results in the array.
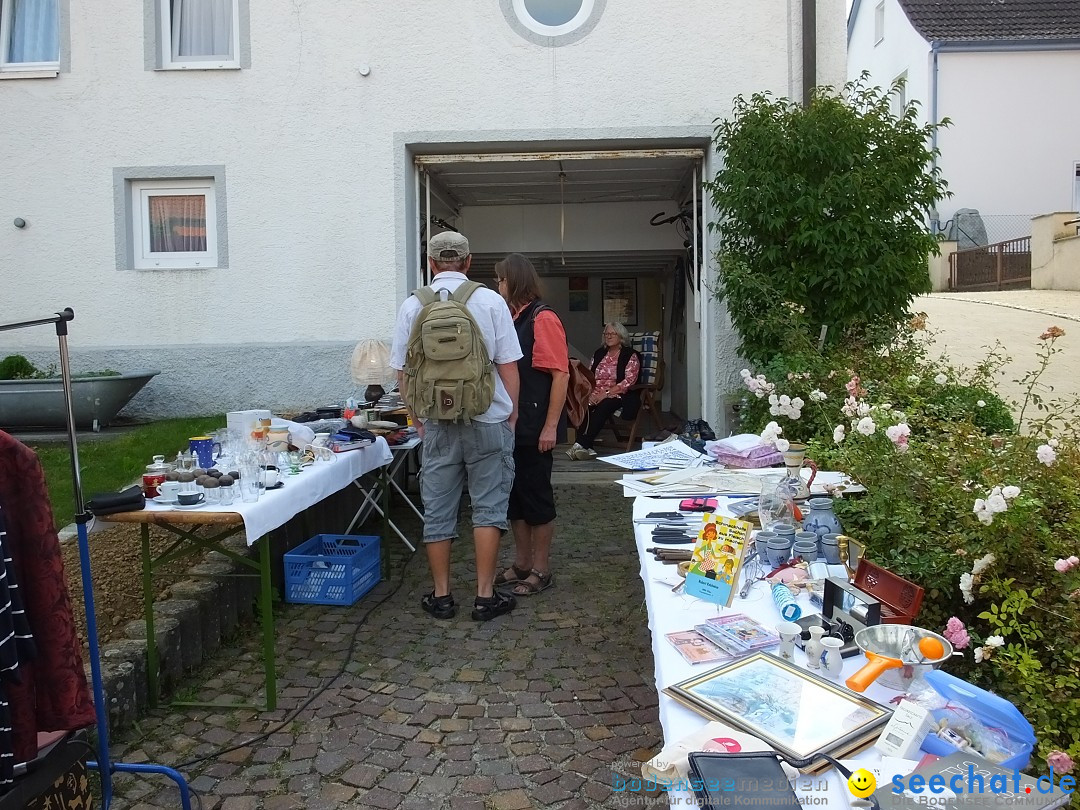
[
  {"xmin": 1071, "ymin": 556, "xmax": 1080, "ymax": 566},
  {"xmin": 1055, "ymin": 558, "xmax": 1077, "ymax": 573},
  {"xmin": 1046, "ymin": 751, "xmax": 1074, "ymax": 775},
  {"xmin": 943, "ymin": 617, "xmax": 971, "ymax": 650}
]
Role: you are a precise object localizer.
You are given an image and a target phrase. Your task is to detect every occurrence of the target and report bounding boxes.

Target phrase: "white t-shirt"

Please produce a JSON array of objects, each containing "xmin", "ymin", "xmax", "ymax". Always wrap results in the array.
[{"xmin": 389, "ymin": 271, "xmax": 523, "ymax": 423}]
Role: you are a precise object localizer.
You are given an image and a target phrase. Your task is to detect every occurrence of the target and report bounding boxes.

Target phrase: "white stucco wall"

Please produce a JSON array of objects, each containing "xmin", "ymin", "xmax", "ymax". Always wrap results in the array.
[
  {"xmin": 936, "ymin": 50, "xmax": 1080, "ymax": 227},
  {"xmin": 846, "ymin": 0, "xmax": 930, "ymax": 127},
  {"xmin": 1, "ymin": 1, "xmax": 846, "ymax": 421}
]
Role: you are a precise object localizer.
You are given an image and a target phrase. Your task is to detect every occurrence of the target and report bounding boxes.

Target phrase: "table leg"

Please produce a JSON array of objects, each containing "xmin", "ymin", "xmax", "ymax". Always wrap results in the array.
[
  {"xmin": 141, "ymin": 522, "xmax": 159, "ymax": 709},
  {"xmin": 259, "ymin": 536, "xmax": 277, "ymax": 711}
]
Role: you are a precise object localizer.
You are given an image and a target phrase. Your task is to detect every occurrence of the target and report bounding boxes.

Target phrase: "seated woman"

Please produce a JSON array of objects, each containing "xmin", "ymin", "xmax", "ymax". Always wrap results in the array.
[{"xmin": 566, "ymin": 322, "xmax": 641, "ymax": 460}]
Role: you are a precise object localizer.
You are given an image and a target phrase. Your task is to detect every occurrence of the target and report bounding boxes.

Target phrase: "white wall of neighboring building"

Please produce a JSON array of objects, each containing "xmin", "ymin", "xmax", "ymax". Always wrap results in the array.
[
  {"xmin": 1, "ymin": 1, "xmax": 847, "ymax": 421},
  {"xmin": 846, "ymin": 0, "xmax": 931, "ymax": 127},
  {"xmin": 936, "ymin": 49, "xmax": 1080, "ymax": 228}
]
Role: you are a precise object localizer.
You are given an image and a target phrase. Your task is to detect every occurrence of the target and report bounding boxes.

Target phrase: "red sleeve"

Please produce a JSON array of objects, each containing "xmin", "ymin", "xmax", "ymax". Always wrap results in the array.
[{"xmin": 531, "ymin": 310, "xmax": 569, "ymax": 373}]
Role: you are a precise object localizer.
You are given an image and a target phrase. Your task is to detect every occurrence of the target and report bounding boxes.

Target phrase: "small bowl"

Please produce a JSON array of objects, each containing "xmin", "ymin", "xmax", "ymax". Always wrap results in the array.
[{"xmin": 678, "ymin": 560, "xmax": 693, "ymax": 578}]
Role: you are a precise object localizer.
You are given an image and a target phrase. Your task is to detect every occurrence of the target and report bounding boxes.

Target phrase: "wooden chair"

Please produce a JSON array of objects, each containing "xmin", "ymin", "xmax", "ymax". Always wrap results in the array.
[{"xmin": 610, "ymin": 331, "xmax": 665, "ymax": 449}]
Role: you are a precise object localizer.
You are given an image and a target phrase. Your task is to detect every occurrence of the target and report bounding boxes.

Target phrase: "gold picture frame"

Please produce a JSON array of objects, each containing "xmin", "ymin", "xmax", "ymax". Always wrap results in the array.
[{"xmin": 664, "ymin": 652, "xmax": 891, "ymax": 766}]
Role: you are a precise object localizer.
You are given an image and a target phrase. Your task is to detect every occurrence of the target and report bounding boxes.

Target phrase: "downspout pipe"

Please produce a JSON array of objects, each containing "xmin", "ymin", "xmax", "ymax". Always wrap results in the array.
[
  {"xmin": 930, "ymin": 39, "xmax": 941, "ymax": 233},
  {"xmin": 802, "ymin": 0, "xmax": 817, "ymax": 106}
]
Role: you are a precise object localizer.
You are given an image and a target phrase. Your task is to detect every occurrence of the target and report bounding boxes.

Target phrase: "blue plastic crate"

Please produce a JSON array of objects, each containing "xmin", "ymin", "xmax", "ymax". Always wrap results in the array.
[{"xmin": 284, "ymin": 534, "xmax": 380, "ymax": 606}]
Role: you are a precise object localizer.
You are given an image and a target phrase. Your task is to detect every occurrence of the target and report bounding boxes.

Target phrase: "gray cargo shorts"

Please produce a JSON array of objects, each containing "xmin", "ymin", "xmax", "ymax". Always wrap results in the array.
[{"xmin": 419, "ymin": 420, "xmax": 515, "ymax": 543}]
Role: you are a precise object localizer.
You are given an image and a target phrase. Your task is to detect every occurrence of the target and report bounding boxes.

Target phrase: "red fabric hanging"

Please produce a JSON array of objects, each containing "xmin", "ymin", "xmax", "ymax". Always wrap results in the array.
[{"xmin": 0, "ymin": 431, "xmax": 95, "ymax": 762}]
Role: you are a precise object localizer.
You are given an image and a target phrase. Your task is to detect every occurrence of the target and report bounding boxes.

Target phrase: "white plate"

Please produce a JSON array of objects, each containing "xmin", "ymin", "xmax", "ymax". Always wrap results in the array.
[
  {"xmin": 171, "ymin": 500, "xmax": 206, "ymax": 509},
  {"xmin": 152, "ymin": 495, "xmax": 179, "ymax": 505}
]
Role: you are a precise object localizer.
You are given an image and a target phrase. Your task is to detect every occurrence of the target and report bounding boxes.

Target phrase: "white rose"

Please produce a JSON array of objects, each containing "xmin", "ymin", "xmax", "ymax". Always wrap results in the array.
[
  {"xmin": 775, "ymin": 438, "xmax": 790, "ymax": 452},
  {"xmin": 907, "ymin": 375, "xmax": 921, "ymax": 384},
  {"xmin": 986, "ymin": 493, "xmax": 1008, "ymax": 514},
  {"xmin": 791, "ymin": 397, "xmax": 805, "ymax": 410},
  {"xmin": 833, "ymin": 425, "xmax": 846, "ymax": 444},
  {"xmin": 977, "ymin": 400, "xmax": 986, "ymax": 408},
  {"xmin": 856, "ymin": 417, "xmax": 876, "ymax": 436},
  {"xmin": 1037, "ymin": 444, "xmax": 1057, "ymax": 466},
  {"xmin": 1001, "ymin": 486, "xmax": 1020, "ymax": 500},
  {"xmin": 935, "ymin": 373, "xmax": 948, "ymax": 385},
  {"xmin": 985, "ymin": 635, "xmax": 1005, "ymax": 648}
]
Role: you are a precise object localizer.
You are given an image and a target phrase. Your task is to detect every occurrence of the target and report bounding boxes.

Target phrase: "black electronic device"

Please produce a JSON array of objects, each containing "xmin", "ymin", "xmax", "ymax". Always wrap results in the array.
[{"xmin": 795, "ymin": 577, "xmax": 882, "ymax": 658}]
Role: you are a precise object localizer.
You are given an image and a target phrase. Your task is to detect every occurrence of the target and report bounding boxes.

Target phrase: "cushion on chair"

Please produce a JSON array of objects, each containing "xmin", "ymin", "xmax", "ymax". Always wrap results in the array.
[{"xmin": 628, "ymin": 331, "xmax": 660, "ymax": 386}]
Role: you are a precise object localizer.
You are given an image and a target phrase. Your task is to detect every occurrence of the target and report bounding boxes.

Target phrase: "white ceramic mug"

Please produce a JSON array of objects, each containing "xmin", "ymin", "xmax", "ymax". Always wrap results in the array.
[
  {"xmin": 261, "ymin": 467, "xmax": 281, "ymax": 487},
  {"xmin": 156, "ymin": 480, "xmax": 182, "ymax": 500}
]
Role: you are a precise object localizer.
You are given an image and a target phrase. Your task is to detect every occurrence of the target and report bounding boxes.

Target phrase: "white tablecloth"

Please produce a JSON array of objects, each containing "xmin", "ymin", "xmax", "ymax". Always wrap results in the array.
[
  {"xmin": 140, "ymin": 438, "xmax": 393, "ymax": 544},
  {"xmin": 634, "ymin": 489, "xmax": 904, "ymax": 806}
]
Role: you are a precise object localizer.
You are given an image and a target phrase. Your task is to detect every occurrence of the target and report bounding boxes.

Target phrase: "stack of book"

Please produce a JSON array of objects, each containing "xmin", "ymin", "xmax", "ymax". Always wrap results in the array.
[{"xmin": 694, "ymin": 614, "xmax": 780, "ymax": 657}]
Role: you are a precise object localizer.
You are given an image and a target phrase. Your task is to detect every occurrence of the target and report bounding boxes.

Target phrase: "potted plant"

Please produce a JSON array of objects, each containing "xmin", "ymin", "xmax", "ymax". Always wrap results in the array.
[{"xmin": 0, "ymin": 355, "xmax": 159, "ymax": 431}]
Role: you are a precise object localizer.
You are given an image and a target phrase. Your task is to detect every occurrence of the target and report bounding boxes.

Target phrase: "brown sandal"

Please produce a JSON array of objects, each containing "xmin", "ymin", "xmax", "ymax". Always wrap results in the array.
[
  {"xmin": 512, "ymin": 571, "xmax": 554, "ymax": 596},
  {"xmin": 495, "ymin": 564, "xmax": 531, "ymax": 586}
]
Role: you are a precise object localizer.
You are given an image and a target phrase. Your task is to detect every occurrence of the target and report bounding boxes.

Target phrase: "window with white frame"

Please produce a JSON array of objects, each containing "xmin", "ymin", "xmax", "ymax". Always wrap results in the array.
[
  {"xmin": 502, "ymin": 0, "xmax": 604, "ymax": 44},
  {"xmin": 159, "ymin": 0, "xmax": 239, "ymax": 69},
  {"xmin": 874, "ymin": 1, "xmax": 885, "ymax": 44},
  {"xmin": 131, "ymin": 179, "xmax": 218, "ymax": 269},
  {"xmin": 890, "ymin": 71, "xmax": 907, "ymax": 118},
  {"xmin": 0, "ymin": 0, "xmax": 59, "ymax": 73}
]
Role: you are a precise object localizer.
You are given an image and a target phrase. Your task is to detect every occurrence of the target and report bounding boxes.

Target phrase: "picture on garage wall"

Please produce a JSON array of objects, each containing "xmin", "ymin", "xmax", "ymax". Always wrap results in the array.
[{"xmin": 602, "ymin": 278, "xmax": 637, "ymax": 326}]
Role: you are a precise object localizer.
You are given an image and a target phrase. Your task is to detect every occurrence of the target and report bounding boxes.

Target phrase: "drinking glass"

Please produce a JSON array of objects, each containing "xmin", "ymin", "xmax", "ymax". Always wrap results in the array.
[{"xmin": 758, "ymin": 473, "xmax": 796, "ymax": 531}]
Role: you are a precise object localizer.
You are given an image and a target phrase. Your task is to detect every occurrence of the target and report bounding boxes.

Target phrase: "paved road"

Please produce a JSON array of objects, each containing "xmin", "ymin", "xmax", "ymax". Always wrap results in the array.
[{"xmin": 918, "ymin": 292, "xmax": 1079, "ymax": 421}]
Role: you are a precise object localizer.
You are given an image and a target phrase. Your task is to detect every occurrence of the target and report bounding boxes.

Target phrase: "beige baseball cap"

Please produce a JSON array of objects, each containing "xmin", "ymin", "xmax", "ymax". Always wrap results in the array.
[{"xmin": 428, "ymin": 231, "xmax": 470, "ymax": 261}]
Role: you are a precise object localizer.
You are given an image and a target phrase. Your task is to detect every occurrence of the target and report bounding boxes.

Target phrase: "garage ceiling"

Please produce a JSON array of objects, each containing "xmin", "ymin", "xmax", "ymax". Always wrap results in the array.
[
  {"xmin": 422, "ymin": 154, "xmax": 701, "ymax": 208},
  {"xmin": 417, "ymin": 149, "xmax": 705, "ymax": 276}
]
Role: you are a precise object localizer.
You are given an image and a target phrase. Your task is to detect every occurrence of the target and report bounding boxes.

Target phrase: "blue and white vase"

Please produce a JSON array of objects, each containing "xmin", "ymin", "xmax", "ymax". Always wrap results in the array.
[{"xmin": 802, "ymin": 497, "xmax": 843, "ymax": 538}]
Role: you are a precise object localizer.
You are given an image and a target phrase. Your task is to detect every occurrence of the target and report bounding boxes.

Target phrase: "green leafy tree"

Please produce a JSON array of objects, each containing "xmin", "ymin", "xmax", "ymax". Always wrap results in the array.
[{"xmin": 708, "ymin": 75, "xmax": 950, "ymax": 363}]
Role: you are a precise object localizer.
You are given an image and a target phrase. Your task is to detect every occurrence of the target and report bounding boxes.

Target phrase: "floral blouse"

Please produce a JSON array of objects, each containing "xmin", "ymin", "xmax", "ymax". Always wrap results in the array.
[{"xmin": 593, "ymin": 351, "xmax": 640, "ymax": 399}]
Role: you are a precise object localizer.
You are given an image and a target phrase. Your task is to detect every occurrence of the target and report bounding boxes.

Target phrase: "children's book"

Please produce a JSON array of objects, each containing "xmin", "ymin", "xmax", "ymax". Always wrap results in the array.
[
  {"xmin": 664, "ymin": 631, "xmax": 736, "ymax": 665},
  {"xmin": 683, "ymin": 513, "xmax": 753, "ymax": 606}
]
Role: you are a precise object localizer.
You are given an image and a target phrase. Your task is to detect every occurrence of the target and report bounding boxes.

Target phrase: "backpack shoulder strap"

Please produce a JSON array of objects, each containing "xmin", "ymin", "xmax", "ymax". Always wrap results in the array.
[
  {"xmin": 450, "ymin": 280, "xmax": 483, "ymax": 305},
  {"xmin": 413, "ymin": 287, "xmax": 438, "ymax": 307}
]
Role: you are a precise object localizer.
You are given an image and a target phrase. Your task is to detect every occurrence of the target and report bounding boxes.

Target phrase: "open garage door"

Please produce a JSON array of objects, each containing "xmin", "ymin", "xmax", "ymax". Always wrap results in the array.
[{"xmin": 411, "ymin": 147, "xmax": 712, "ymax": 424}]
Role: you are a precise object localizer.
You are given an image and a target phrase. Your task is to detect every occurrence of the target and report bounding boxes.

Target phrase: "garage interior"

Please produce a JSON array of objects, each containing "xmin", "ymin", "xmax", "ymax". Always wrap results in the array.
[{"xmin": 413, "ymin": 147, "xmax": 710, "ymax": 424}]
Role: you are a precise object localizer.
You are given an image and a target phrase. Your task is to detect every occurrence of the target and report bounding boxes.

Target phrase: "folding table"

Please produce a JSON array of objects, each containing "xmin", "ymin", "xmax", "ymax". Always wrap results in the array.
[
  {"xmin": 105, "ymin": 438, "xmax": 393, "ymax": 711},
  {"xmin": 345, "ymin": 436, "xmax": 423, "ymax": 551}
]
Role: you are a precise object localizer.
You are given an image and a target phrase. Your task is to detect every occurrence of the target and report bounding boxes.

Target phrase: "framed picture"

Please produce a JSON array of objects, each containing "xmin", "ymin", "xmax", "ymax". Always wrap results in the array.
[
  {"xmin": 664, "ymin": 653, "xmax": 891, "ymax": 764},
  {"xmin": 602, "ymin": 278, "xmax": 637, "ymax": 326},
  {"xmin": 568, "ymin": 276, "xmax": 589, "ymax": 312}
]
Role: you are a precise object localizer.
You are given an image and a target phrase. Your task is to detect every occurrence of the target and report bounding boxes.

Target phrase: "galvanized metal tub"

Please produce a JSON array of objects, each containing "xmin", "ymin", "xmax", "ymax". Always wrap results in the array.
[{"xmin": 0, "ymin": 371, "xmax": 160, "ymax": 431}]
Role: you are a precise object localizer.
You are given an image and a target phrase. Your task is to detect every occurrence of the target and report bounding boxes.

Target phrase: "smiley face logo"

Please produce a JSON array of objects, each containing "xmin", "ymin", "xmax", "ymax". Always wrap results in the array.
[{"xmin": 848, "ymin": 768, "xmax": 877, "ymax": 798}]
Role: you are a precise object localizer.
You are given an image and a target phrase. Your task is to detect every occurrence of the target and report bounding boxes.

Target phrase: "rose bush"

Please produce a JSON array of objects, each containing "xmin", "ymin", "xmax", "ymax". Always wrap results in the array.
[{"xmin": 734, "ymin": 326, "xmax": 1079, "ymax": 772}]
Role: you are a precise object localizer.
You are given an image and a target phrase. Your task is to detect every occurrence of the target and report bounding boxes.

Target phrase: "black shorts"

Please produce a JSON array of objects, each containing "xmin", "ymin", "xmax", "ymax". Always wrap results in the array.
[{"xmin": 507, "ymin": 444, "xmax": 556, "ymax": 526}]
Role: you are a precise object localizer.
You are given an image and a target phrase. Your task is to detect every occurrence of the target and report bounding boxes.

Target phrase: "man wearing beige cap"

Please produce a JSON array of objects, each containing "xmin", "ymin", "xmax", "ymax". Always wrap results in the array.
[{"xmin": 390, "ymin": 230, "xmax": 522, "ymax": 621}]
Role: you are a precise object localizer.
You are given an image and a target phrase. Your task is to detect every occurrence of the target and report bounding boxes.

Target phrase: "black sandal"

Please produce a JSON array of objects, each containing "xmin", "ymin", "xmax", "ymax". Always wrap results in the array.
[
  {"xmin": 495, "ymin": 564, "xmax": 530, "ymax": 586},
  {"xmin": 471, "ymin": 590, "xmax": 517, "ymax": 622},
  {"xmin": 421, "ymin": 591, "xmax": 456, "ymax": 620}
]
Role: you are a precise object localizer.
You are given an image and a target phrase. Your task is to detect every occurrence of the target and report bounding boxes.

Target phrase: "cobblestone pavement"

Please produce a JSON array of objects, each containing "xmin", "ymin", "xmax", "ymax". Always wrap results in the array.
[{"xmin": 110, "ymin": 481, "xmax": 662, "ymax": 809}]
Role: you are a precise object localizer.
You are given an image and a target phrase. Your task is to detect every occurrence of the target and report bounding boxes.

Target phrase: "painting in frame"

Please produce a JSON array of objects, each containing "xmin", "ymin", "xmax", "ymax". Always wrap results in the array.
[
  {"xmin": 602, "ymin": 278, "xmax": 638, "ymax": 326},
  {"xmin": 663, "ymin": 652, "xmax": 891, "ymax": 765},
  {"xmin": 568, "ymin": 276, "xmax": 589, "ymax": 312}
]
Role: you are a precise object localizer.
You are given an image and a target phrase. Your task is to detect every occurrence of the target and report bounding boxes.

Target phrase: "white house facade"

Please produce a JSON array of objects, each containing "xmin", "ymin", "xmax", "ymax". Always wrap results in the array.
[
  {"xmin": 847, "ymin": 0, "xmax": 1080, "ymax": 245},
  {"xmin": 2, "ymin": 1, "xmax": 845, "ymax": 429}
]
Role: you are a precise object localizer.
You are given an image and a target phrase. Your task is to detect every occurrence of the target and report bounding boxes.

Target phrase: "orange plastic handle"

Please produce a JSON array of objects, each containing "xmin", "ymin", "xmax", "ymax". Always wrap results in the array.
[{"xmin": 845, "ymin": 651, "xmax": 902, "ymax": 692}]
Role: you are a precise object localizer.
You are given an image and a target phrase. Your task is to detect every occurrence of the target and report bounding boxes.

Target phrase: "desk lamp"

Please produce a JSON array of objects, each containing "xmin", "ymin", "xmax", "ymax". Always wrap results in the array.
[{"xmin": 350, "ymin": 338, "xmax": 394, "ymax": 405}]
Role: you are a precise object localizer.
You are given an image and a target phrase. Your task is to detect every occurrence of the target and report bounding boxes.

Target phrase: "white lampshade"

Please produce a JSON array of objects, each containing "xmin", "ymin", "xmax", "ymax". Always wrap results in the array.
[{"xmin": 350, "ymin": 339, "xmax": 394, "ymax": 386}]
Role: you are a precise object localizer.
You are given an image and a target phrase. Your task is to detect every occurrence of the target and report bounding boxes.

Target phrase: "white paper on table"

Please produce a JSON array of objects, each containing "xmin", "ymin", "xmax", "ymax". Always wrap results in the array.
[{"xmin": 599, "ymin": 439, "xmax": 707, "ymax": 470}]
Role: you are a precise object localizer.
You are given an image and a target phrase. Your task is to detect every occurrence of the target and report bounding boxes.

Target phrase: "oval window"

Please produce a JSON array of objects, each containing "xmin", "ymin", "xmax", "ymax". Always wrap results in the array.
[{"xmin": 509, "ymin": 0, "xmax": 599, "ymax": 39}]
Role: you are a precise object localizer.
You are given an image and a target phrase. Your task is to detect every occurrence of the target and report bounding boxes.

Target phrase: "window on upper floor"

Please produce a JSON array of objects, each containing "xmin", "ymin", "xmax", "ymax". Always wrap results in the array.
[
  {"xmin": 874, "ymin": 1, "xmax": 885, "ymax": 44},
  {"xmin": 159, "ymin": 0, "xmax": 240, "ymax": 70},
  {"xmin": 0, "ymin": 0, "xmax": 59, "ymax": 75},
  {"xmin": 502, "ymin": 0, "xmax": 605, "ymax": 45},
  {"xmin": 131, "ymin": 178, "xmax": 219, "ymax": 269}
]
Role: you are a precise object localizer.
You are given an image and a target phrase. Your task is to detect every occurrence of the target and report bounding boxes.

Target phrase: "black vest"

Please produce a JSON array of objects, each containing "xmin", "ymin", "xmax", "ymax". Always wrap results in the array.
[
  {"xmin": 514, "ymin": 300, "xmax": 562, "ymax": 445},
  {"xmin": 590, "ymin": 345, "xmax": 643, "ymax": 419}
]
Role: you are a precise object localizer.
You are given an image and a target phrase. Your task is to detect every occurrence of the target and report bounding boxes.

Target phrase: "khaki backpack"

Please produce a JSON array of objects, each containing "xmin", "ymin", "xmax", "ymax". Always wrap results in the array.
[{"xmin": 403, "ymin": 281, "xmax": 495, "ymax": 422}]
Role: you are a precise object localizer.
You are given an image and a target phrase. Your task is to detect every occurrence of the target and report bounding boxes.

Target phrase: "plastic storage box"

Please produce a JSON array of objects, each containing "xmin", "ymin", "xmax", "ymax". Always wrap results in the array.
[
  {"xmin": 284, "ymin": 534, "xmax": 380, "ymax": 606},
  {"xmin": 919, "ymin": 669, "xmax": 1035, "ymax": 771}
]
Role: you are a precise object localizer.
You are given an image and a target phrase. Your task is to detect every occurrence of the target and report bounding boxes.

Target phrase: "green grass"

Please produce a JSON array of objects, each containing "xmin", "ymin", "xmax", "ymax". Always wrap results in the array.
[{"xmin": 28, "ymin": 415, "xmax": 225, "ymax": 528}]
